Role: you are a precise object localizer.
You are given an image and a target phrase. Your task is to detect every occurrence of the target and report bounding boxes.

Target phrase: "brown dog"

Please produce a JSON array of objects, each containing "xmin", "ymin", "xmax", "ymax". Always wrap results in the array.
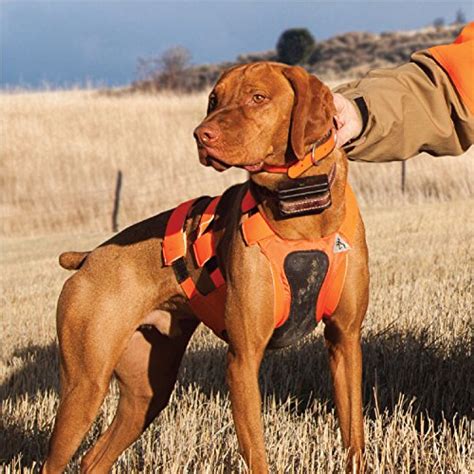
[{"xmin": 43, "ymin": 62, "xmax": 369, "ymax": 473}]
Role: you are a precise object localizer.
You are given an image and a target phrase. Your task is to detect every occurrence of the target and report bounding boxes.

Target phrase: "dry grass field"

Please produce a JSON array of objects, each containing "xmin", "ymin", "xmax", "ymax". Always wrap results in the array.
[{"xmin": 1, "ymin": 89, "xmax": 473, "ymax": 472}]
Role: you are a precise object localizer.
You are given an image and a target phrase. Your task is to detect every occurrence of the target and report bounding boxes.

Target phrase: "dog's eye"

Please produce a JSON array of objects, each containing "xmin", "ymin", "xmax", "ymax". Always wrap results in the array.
[
  {"xmin": 208, "ymin": 94, "xmax": 218, "ymax": 113},
  {"xmin": 253, "ymin": 94, "xmax": 266, "ymax": 104}
]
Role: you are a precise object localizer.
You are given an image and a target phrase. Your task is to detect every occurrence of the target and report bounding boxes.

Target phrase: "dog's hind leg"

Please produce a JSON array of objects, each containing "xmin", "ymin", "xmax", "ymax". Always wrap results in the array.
[
  {"xmin": 79, "ymin": 319, "xmax": 199, "ymax": 473},
  {"xmin": 42, "ymin": 275, "xmax": 147, "ymax": 474}
]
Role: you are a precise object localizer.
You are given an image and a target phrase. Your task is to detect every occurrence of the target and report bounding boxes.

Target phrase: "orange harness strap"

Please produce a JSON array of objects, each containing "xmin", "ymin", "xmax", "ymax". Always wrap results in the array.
[
  {"xmin": 193, "ymin": 195, "xmax": 226, "ymax": 289},
  {"xmin": 318, "ymin": 186, "xmax": 358, "ymax": 317},
  {"xmin": 338, "ymin": 185, "xmax": 359, "ymax": 244},
  {"xmin": 162, "ymin": 198, "xmax": 200, "ymax": 299},
  {"xmin": 240, "ymin": 212, "xmax": 274, "ymax": 244},
  {"xmin": 162, "ymin": 195, "xmax": 226, "ymax": 315},
  {"xmin": 193, "ymin": 196, "xmax": 221, "ymax": 267},
  {"xmin": 162, "ymin": 198, "xmax": 197, "ymax": 265},
  {"xmin": 197, "ymin": 196, "xmax": 221, "ymax": 238},
  {"xmin": 240, "ymin": 184, "xmax": 358, "ymax": 243}
]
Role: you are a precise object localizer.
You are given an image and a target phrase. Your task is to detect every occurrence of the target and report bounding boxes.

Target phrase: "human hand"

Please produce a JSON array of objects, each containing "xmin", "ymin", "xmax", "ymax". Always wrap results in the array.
[{"xmin": 332, "ymin": 93, "xmax": 363, "ymax": 148}]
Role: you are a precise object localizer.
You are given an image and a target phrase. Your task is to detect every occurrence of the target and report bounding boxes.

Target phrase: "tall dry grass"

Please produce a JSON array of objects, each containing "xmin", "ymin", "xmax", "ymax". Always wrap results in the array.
[
  {"xmin": 1, "ymin": 89, "xmax": 472, "ymax": 236},
  {"xmin": 1, "ymin": 90, "xmax": 245, "ymax": 236}
]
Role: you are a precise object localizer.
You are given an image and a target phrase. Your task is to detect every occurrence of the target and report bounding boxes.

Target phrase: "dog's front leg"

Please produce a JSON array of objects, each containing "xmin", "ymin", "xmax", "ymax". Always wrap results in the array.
[
  {"xmin": 226, "ymin": 340, "xmax": 268, "ymax": 473},
  {"xmin": 224, "ymin": 243, "xmax": 275, "ymax": 473},
  {"xmin": 324, "ymin": 246, "xmax": 369, "ymax": 473}
]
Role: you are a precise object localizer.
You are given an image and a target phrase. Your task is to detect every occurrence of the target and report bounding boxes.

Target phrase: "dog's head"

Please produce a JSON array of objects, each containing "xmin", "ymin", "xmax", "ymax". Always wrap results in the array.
[{"xmin": 193, "ymin": 62, "xmax": 335, "ymax": 181}]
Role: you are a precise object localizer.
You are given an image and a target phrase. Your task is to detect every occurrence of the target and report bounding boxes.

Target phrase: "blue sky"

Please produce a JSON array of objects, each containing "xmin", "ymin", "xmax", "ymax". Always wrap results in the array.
[{"xmin": 1, "ymin": 1, "xmax": 472, "ymax": 88}]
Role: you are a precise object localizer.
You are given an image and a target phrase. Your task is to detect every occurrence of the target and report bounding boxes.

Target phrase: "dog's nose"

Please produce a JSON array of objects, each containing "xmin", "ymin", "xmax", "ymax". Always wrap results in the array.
[{"xmin": 194, "ymin": 125, "xmax": 219, "ymax": 146}]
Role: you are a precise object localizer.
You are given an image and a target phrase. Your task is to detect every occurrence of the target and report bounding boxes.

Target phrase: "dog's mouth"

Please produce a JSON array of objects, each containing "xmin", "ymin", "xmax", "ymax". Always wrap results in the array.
[
  {"xmin": 242, "ymin": 162, "xmax": 264, "ymax": 173},
  {"xmin": 198, "ymin": 145, "xmax": 266, "ymax": 173},
  {"xmin": 206, "ymin": 156, "xmax": 265, "ymax": 173},
  {"xmin": 207, "ymin": 156, "xmax": 231, "ymax": 172},
  {"xmin": 197, "ymin": 145, "xmax": 229, "ymax": 172},
  {"xmin": 200, "ymin": 153, "xmax": 231, "ymax": 172}
]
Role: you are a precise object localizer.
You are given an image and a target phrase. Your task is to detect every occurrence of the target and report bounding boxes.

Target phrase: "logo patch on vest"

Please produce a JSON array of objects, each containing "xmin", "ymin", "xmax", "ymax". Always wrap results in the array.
[{"xmin": 333, "ymin": 234, "xmax": 350, "ymax": 253}]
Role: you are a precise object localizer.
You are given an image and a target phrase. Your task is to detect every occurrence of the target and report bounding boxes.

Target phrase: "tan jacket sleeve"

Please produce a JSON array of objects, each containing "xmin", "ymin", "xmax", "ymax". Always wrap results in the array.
[{"xmin": 334, "ymin": 51, "xmax": 474, "ymax": 162}]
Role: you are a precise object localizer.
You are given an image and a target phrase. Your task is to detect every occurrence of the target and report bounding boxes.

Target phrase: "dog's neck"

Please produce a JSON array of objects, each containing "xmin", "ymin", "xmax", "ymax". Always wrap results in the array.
[{"xmin": 249, "ymin": 149, "xmax": 348, "ymax": 241}]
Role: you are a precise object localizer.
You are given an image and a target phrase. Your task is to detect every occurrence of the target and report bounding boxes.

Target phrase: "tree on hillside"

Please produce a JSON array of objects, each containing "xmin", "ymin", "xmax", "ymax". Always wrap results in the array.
[
  {"xmin": 276, "ymin": 28, "xmax": 315, "ymax": 65},
  {"xmin": 433, "ymin": 17, "xmax": 445, "ymax": 29},
  {"xmin": 454, "ymin": 9, "xmax": 466, "ymax": 25},
  {"xmin": 136, "ymin": 46, "xmax": 191, "ymax": 90}
]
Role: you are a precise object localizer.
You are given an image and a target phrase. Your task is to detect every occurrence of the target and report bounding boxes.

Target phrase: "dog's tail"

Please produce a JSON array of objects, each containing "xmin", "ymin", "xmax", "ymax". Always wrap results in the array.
[{"xmin": 59, "ymin": 251, "xmax": 90, "ymax": 270}]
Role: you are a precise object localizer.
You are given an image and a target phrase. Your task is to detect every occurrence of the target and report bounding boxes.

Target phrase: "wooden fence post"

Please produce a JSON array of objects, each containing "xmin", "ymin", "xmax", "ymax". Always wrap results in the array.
[
  {"xmin": 112, "ymin": 170, "xmax": 122, "ymax": 232},
  {"xmin": 401, "ymin": 161, "xmax": 406, "ymax": 194}
]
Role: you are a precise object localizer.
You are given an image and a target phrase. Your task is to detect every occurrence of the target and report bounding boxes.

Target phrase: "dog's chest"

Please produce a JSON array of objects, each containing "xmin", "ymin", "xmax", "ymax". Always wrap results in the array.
[
  {"xmin": 184, "ymin": 242, "xmax": 331, "ymax": 349},
  {"xmin": 266, "ymin": 249, "xmax": 329, "ymax": 349},
  {"xmin": 162, "ymin": 185, "xmax": 354, "ymax": 350}
]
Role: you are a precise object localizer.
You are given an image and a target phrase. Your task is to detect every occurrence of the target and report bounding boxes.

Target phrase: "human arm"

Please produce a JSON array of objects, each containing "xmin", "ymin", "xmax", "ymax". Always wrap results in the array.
[{"xmin": 333, "ymin": 50, "xmax": 474, "ymax": 162}]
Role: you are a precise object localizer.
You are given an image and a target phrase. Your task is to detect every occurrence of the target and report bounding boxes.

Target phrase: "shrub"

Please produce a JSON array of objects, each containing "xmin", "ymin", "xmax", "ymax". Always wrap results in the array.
[{"xmin": 276, "ymin": 28, "xmax": 315, "ymax": 65}]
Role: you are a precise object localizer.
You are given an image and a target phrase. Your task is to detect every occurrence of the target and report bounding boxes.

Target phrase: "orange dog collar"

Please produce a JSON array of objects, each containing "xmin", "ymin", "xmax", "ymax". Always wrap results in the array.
[{"xmin": 262, "ymin": 127, "xmax": 336, "ymax": 178}]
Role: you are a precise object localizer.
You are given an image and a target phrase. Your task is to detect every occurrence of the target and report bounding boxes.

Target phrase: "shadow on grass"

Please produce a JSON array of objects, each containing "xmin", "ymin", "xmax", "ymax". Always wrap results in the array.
[
  {"xmin": 2, "ymin": 328, "xmax": 471, "ymax": 467},
  {"xmin": 1, "ymin": 343, "xmax": 60, "ymax": 401},
  {"xmin": 178, "ymin": 328, "xmax": 472, "ymax": 423},
  {"xmin": 1, "ymin": 343, "xmax": 59, "ymax": 468},
  {"xmin": 1, "ymin": 423, "xmax": 50, "ymax": 470}
]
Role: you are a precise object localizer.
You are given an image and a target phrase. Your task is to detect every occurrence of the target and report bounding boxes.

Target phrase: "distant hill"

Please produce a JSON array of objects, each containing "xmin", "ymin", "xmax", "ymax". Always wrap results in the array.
[{"xmin": 131, "ymin": 24, "xmax": 462, "ymax": 93}]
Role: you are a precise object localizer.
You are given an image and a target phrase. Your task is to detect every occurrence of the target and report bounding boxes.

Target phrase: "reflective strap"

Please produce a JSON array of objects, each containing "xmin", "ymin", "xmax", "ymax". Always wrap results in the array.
[
  {"xmin": 162, "ymin": 198, "xmax": 197, "ymax": 265},
  {"xmin": 164, "ymin": 196, "xmax": 226, "ymax": 303},
  {"xmin": 209, "ymin": 268, "xmax": 225, "ymax": 288},
  {"xmin": 320, "ymin": 252, "xmax": 348, "ymax": 319},
  {"xmin": 272, "ymin": 261, "xmax": 291, "ymax": 328},
  {"xmin": 339, "ymin": 185, "xmax": 358, "ymax": 245},
  {"xmin": 193, "ymin": 232, "xmax": 213, "ymax": 267},
  {"xmin": 197, "ymin": 196, "xmax": 221, "ymax": 238},
  {"xmin": 319, "ymin": 186, "xmax": 357, "ymax": 318},
  {"xmin": 193, "ymin": 195, "xmax": 222, "ymax": 267},
  {"xmin": 180, "ymin": 277, "xmax": 198, "ymax": 299},
  {"xmin": 241, "ymin": 212, "xmax": 274, "ymax": 245}
]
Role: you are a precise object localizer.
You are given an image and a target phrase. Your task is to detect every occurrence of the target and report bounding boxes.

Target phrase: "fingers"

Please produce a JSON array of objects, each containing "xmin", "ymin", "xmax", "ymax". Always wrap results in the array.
[{"xmin": 332, "ymin": 93, "xmax": 363, "ymax": 148}]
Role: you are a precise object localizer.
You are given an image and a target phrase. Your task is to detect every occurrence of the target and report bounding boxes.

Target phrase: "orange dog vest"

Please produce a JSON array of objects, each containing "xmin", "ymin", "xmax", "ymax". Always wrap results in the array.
[{"xmin": 162, "ymin": 184, "xmax": 359, "ymax": 348}]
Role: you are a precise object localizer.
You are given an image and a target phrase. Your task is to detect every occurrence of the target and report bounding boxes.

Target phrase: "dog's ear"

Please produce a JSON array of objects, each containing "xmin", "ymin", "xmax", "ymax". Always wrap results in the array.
[{"xmin": 282, "ymin": 66, "xmax": 335, "ymax": 161}]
